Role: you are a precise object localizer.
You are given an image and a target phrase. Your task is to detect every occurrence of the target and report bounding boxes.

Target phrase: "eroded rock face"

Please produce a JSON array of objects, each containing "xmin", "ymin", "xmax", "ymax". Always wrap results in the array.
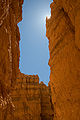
[
  {"xmin": 40, "ymin": 82, "xmax": 54, "ymax": 120},
  {"xmin": 0, "ymin": 0, "xmax": 23, "ymax": 95},
  {"xmin": 0, "ymin": 0, "xmax": 23, "ymax": 119},
  {"xmin": 12, "ymin": 73, "xmax": 41, "ymax": 120},
  {"xmin": 0, "ymin": 0, "xmax": 54, "ymax": 120},
  {"xmin": 46, "ymin": 0, "xmax": 80, "ymax": 120},
  {"xmin": 0, "ymin": 70, "xmax": 54, "ymax": 120},
  {"xmin": 1, "ymin": 0, "xmax": 80, "ymax": 119},
  {"xmin": 11, "ymin": 73, "xmax": 54, "ymax": 120}
]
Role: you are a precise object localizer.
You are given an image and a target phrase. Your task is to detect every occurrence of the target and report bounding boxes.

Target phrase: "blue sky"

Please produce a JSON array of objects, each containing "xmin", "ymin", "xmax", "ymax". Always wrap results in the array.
[{"xmin": 18, "ymin": 0, "xmax": 53, "ymax": 85}]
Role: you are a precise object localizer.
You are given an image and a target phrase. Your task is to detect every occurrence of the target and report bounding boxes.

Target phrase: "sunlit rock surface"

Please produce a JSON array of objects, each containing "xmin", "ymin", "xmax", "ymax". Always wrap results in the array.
[
  {"xmin": 11, "ymin": 72, "xmax": 54, "ymax": 120},
  {"xmin": 0, "ymin": 0, "xmax": 54, "ymax": 120},
  {"xmin": 0, "ymin": 0, "xmax": 23, "ymax": 95},
  {"xmin": 1, "ymin": 0, "xmax": 80, "ymax": 119},
  {"xmin": 11, "ymin": 73, "xmax": 41, "ymax": 120},
  {"xmin": 0, "ymin": 0, "xmax": 23, "ymax": 119},
  {"xmin": 46, "ymin": 0, "xmax": 80, "ymax": 119}
]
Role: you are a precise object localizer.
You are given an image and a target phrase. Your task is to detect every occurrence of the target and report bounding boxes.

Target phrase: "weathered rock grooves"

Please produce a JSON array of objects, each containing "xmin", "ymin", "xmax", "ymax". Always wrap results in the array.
[
  {"xmin": 0, "ymin": 1, "xmax": 54, "ymax": 120},
  {"xmin": 0, "ymin": 0, "xmax": 80, "ymax": 120},
  {"xmin": 46, "ymin": 0, "xmax": 80, "ymax": 119}
]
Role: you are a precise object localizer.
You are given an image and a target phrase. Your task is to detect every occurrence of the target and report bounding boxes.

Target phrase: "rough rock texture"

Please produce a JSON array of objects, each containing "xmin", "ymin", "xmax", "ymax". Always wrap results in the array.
[
  {"xmin": 46, "ymin": 0, "xmax": 80, "ymax": 120},
  {"xmin": 0, "ymin": 70, "xmax": 54, "ymax": 120},
  {"xmin": 0, "ymin": 0, "xmax": 23, "ymax": 96},
  {"xmin": 0, "ymin": 0, "xmax": 54, "ymax": 119},
  {"xmin": 12, "ymin": 73, "xmax": 41, "ymax": 120},
  {"xmin": 40, "ymin": 82, "xmax": 54, "ymax": 120},
  {"xmin": 0, "ymin": 0, "xmax": 23, "ymax": 119},
  {"xmin": 11, "ymin": 73, "xmax": 54, "ymax": 120},
  {"xmin": 2, "ymin": 0, "xmax": 80, "ymax": 119}
]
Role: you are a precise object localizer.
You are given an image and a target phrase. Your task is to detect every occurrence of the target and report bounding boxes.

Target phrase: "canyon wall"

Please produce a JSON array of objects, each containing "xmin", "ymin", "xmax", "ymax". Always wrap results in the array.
[
  {"xmin": 0, "ymin": 0, "xmax": 23, "ymax": 119},
  {"xmin": 0, "ymin": 0, "xmax": 23, "ymax": 98},
  {"xmin": 1, "ymin": 0, "xmax": 80, "ymax": 120},
  {"xmin": 46, "ymin": 0, "xmax": 80, "ymax": 120},
  {"xmin": 11, "ymin": 73, "xmax": 54, "ymax": 120},
  {"xmin": 11, "ymin": 73, "xmax": 41, "ymax": 120},
  {"xmin": 40, "ymin": 82, "xmax": 54, "ymax": 120},
  {"xmin": 0, "ymin": 1, "xmax": 54, "ymax": 120}
]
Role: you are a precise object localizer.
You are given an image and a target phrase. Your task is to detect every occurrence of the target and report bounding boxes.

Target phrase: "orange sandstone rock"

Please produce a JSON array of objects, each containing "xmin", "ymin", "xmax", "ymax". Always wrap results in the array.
[
  {"xmin": 11, "ymin": 73, "xmax": 54, "ymax": 120},
  {"xmin": 0, "ymin": 0, "xmax": 23, "ymax": 119},
  {"xmin": 11, "ymin": 73, "xmax": 41, "ymax": 120},
  {"xmin": 46, "ymin": 0, "xmax": 80, "ymax": 120},
  {"xmin": 40, "ymin": 82, "xmax": 54, "ymax": 120},
  {"xmin": 0, "ymin": 0, "xmax": 54, "ymax": 120}
]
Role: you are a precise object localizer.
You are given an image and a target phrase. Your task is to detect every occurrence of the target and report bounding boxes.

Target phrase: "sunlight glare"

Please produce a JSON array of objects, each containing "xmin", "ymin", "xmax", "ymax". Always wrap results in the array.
[{"xmin": 46, "ymin": 13, "xmax": 51, "ymax": 19}]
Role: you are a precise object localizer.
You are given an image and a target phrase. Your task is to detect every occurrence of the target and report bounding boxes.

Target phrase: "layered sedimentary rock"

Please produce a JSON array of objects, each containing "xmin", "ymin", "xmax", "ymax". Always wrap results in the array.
[
  {"xmin": 0, "ymin": 0, "xmax": 23, "ymax": 119},
  {"xmin": 0, "ymin": 0, "xmax": 54, "ymax": 120},
  {"xmin": 11, "ymin": 73, "xmax": 54, "ymax": 120},
  {"xmin": 46, "ymin": 0, "xmax": 80, "ymax": 120},
  {"xmin": 12, "ymin": 73, "xmax": 41, "ymax": 120},
  {"xmin": 0, "ymin": 0, "xmax": 23, "ymax": 97},
  {"xmin": 0, "ymin": 70, "xmax": 54, "ymax": 120},
  {"xmin": 40, "ymin": 82, "xmax": 54, "ymax": 120},
  {"xmin": 2, "ymin": 0, "xmax": 80, "ymax": 119},
  {"xmin": 0, "ymin": 72, "xmax": 54, "ymax": 120}
]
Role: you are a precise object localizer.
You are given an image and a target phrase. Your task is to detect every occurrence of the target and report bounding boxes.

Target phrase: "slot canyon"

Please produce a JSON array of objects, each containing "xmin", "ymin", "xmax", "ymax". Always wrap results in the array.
[{"xmin": 0, "ymin": 0, "xmax": 80, "ymax": 120}]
